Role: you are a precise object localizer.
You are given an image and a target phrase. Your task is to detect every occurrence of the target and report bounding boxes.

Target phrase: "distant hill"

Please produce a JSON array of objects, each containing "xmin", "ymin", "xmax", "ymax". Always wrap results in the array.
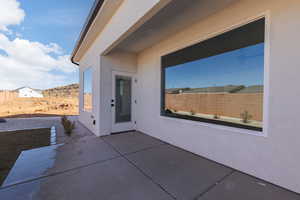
[
  {"xmin": 42, "ymin": 84, "xmax": 79, "ymax": 98},
  {"xmin": 166, "ymin": 85, "xmax": 263, "ymax": 94}
]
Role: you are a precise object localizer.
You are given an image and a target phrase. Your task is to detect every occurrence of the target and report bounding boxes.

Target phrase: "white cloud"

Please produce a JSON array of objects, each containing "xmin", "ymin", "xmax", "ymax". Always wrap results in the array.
[
  {"xmin": 0, "ymin": 0, "xmax": 25, "ymax": 32},
  {"xmin": 0, "ymin": 33, "xmax": 76, "ymax": 90},
  {"xmin": 0, "ymin": 0, "xmax": 77, "ymax": 90}
]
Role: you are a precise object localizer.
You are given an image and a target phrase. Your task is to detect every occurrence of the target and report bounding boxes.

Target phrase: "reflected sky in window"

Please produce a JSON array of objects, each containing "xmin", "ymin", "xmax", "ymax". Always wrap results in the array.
[
  {"xmin": 165, "ymin": 43, "xmax": 264, "ymax": 89},
  {"xmin": 84, "ymin": 68, "xmax": 92, "ymax": 94}
]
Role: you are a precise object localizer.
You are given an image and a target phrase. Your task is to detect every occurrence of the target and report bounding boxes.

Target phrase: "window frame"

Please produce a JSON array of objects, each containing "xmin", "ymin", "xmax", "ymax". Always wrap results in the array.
[
  {"xmin": 83, "ymin": 67, "xmax": 93, "ymax": 112},
  {"xmin": 160, "ymin": 15, "xmax": 269, "ymax": 133}
]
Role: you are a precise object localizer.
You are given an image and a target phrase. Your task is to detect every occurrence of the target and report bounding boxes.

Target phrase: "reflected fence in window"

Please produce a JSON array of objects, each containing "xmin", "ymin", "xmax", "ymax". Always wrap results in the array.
[{"xmin": 161, "ymin": 18, "xmax": 265, "ymax": 131}]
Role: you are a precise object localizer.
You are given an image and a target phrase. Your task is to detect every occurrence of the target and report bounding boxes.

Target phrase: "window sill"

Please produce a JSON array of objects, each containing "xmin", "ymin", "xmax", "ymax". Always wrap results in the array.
[{"xmin": 160, "ymin": 115, "xmax": 267, "ymax": 137}]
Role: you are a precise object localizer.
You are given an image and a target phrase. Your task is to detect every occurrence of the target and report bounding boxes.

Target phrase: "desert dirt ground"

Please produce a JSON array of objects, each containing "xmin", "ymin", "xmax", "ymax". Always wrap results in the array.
[{"xmin": 0, "ymin": 97, "xmax": 79, "ymax": 118}]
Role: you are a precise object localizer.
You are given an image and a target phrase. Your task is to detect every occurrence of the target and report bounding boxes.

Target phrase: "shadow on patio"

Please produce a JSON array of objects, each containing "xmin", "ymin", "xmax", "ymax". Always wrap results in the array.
[{"xmin": 0, "ymin": 125, "xmax": 299, "ymax": 200}]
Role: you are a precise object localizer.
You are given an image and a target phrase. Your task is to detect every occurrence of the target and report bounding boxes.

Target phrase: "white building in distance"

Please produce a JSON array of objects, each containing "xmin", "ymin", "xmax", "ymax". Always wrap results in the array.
[{"xmin": 15, "ymin": 87, "xmax": 43, "ymax": 98}]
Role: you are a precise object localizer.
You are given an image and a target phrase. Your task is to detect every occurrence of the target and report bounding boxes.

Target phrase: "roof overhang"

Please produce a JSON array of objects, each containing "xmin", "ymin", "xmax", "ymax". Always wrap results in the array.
[
  {"xmin": 71, "ymin": 0, "xmax": 122, "ymax": 65},
  {"xmin": 72, "ymin": 0, "xmax": 239, "ymax": 63}
]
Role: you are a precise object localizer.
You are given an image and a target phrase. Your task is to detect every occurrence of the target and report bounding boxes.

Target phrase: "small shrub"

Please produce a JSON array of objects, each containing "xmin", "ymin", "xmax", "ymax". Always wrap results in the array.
[
  {"xmin": 240, "ymin": 110, "xmax": 252, "ymax": 123},
  {"xmin": 165, "ymin": 109, "xmax": 173, "ymax": 114},
  {"xmin": 61, "ymin": 116, "xmax": 75, "ymax": 136},
  {"xmin": 214, "ymin": 114, "xmax": 219, "ymax": 119}
]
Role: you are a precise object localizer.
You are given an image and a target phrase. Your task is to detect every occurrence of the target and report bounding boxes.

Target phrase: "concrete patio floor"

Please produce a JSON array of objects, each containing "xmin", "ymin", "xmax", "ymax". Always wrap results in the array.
[{"xmin": 0, "ymin": 130, "xmax": 299, "ymax": 200}]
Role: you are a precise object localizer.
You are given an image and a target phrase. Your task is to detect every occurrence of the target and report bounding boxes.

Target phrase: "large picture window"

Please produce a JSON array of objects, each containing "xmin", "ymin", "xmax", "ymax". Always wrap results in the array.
[
  {"xmin": 161, "ymin": 18, "xmax": 265, "ymax": 131},
  {"xmin": 83, "ymin": 68, "xmax": 92, "ymax": 112}
]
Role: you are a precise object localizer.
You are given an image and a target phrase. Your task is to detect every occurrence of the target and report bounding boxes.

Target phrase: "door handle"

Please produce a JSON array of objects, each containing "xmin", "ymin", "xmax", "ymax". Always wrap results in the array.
[{"xmin": 111, "ymin": 99, "xmax": 115, "ymax": 107}]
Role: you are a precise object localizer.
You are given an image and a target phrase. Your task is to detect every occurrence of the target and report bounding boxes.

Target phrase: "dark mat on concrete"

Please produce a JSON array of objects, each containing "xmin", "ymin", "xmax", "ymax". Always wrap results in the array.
[
  {"xmin": 0, "ymin": 157, "xmax": 173, "ymax": 200},
  {"xmin": 103, "ymin": 131, "xmax": 166, "ymax": 154},
  {"xmin": 3, "ymin": 136, "xmax": 120, "ymax": 187},
  {"xmin": 197, "ymin": 171, "xmax": 300, "ymax": 200},
  {"xmin": 126, "ymin": 144, "xmax": 233, "ymax": 200},
  {"xmin": 0, "ymin": 118, "xmax": 6, "ymax": 123}
]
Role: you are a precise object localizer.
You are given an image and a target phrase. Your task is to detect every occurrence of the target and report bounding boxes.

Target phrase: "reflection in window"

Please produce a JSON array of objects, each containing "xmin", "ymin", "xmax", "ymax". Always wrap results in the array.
[
  {"xmin": 162, "ymin": 18, "xmax": 265, "ymax": 131},
  {"xmin": 83, "ymin": 68, "xmax": 92, "ymax": 112},
  {"xmin": 115, "ymin": 76, "xmax": 132, "ymax": 123}
]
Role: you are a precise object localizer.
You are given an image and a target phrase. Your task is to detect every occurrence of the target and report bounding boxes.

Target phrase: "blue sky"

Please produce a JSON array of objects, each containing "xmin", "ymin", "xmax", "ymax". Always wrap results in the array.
[
  {"xmin": 10, "ymin": 0, "xmax": 94, "ymax": 53},
  {"xmin": 84, "ymin": 68, "xmax": 92, "ymax": 93},
  {"xmin": 166, "ymin": 43, "xmax": 264, "ymax": 89},
  {"xmin": 0, "ymin": 0, "xmax": 94, "ymax": 90}
]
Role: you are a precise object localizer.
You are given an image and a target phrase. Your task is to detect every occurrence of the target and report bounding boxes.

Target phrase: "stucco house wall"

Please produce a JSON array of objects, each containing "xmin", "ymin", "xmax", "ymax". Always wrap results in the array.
[
  {"xmin": 76, "ymin": 0, "xmax": 300, "ymax": 193},
  {"xmin": 99, "ymin": 51, "xmax": 137, "ymax": 135},
  {"xmin": 135, "ymin": 0, "xmax": 300, "ymax": 193},
  {"xmin": 78, "ymin": 0, "xmax": 163, "ymax": 134}
]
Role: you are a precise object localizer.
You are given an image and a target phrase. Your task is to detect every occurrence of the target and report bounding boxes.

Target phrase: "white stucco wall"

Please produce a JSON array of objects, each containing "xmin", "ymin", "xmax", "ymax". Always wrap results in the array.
[
  {"xmin": 78, "ymin": 0, "xmax": 165, "ymax": 135},
  {"xmin": 77, "ymin": 0, "xmax": 300, "ymax": 193},
  {"xmin": 79, "ymin": 55, "xmax": 100, "ymax": 135},
  {"xmin": 136, "ymin": 0, "xmax": 300, "ymax": 193},
  {"xmin": 99, "ymin": 51, "xmax": 137, "ymax": 135}
]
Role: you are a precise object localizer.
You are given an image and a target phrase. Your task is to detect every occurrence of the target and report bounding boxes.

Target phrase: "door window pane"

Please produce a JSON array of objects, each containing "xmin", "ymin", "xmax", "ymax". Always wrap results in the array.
[{"xmin": 115, "ymin": 76, "xmax": 132, "ymax": 123}]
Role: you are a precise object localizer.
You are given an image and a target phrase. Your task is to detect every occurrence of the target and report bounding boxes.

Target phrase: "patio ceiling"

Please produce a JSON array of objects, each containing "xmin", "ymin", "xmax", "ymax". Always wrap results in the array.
[{"xmin": 112, "ymin": 0, "xmax": 238, "ymax": 54}]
